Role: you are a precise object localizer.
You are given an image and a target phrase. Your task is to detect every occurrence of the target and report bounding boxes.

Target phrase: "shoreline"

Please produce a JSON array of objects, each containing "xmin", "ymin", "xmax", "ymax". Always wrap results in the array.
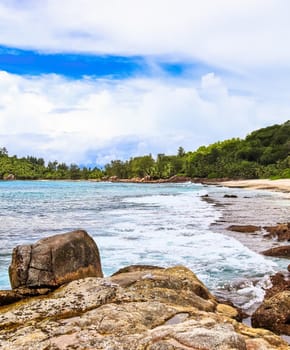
[
  {"xmin": 108, "ymin": 177, "xmax": 290, "ymax": 195},
  {"xmin": 210, "ymin": 179, "xmax": 290, "ymax": 195},
  {"xmin": 203, "ymin": 181, "xmax": 290, "ymax": 342},
  {"xmin": 206, "ymin": 180, "xmax": 290, "ymax": 254},
  {"xmin": 4, "ymin": 177, "xmax": 290, "ymax": 195}
]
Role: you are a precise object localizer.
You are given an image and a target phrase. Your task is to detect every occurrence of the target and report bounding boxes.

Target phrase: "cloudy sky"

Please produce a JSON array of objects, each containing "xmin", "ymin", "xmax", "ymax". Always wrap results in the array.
[{"xmin": 0, "ymin": 0, "xmax": 290, "ymax": 166}]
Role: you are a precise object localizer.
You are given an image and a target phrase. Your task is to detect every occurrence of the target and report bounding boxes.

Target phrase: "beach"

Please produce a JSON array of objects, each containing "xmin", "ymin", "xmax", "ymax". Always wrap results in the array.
[
  {"xmin": 204, "ymin": 179, "xmax": 290, "ymax": 253},
  {"xmin": 217, "ymin": 179, "xmax": 290, "ymax": 194}
]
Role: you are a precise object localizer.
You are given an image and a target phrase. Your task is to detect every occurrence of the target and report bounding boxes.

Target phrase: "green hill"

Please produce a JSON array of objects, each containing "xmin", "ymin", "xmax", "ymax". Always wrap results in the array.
[
  {"xmin": 1, "ymin": 120, "xmax": 289, "ymax": 180},
  {"xmin": 105, "ymin": 120, "xmax": 290, "ymax": 179}
]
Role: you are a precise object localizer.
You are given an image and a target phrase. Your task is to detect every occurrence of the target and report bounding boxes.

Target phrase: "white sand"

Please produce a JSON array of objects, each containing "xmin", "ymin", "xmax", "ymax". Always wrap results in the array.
[{"xmin": 218, "ymin": 179, "xmax": 290, "ymax": 193}]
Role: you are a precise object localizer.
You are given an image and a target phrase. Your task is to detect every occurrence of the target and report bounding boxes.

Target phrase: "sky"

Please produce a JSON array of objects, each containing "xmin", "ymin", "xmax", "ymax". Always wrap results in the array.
[{"xmin": 0, "ymin": 0, "xmax": 290, "ymax": 166}]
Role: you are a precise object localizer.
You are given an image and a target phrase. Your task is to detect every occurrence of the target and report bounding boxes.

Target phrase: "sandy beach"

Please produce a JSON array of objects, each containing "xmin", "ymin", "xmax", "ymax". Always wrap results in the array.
[{"xmin": 217, "ymin": 179, "xmax": 290, "ymax": 194}]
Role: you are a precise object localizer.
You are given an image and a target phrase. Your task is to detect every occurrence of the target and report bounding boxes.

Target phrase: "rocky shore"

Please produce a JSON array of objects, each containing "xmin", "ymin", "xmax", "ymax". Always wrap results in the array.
[
  {"xmin": 106, "ymin": 176, "xmax": 290, "ymax": 194},
  {"xmin": 201, "ymin": 182, "xmax": 290, "ymax": 344},
  {"xmin": 0, "ymin": 230, "xmax": 290, "ymax": 349}
]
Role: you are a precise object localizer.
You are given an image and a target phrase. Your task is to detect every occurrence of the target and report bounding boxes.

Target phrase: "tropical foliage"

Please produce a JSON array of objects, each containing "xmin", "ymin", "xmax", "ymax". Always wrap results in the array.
[
  {"xmin": 0, "ymin": 121, "xmax": 289, "ymax": 180},
  {"xmin": 104, "ymin": 120, "xmax": 290, "ymax": 179}
]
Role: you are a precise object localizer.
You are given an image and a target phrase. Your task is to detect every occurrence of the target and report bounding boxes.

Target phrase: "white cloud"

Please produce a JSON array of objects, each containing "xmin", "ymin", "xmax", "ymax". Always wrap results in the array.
[
  {"xmin": 0, "ymin": 1, "xmax": 290, "ymax": 71},
  {"xmin": 0, "ymin": 71, "xmax": 289, "ymax": 165}
]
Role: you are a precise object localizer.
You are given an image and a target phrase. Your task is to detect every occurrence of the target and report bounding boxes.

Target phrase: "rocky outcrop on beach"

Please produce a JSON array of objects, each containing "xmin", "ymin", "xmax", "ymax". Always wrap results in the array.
[
  {"xmin": 107, "ymin": 175, "xmax": 192, "ymax": 183},
  {"xmin": 262, "ymin": 245, "xmax": 290, "ymax": 258},
  {"xmin": 9, "ymin": 230, "xmax": 103, "ymax": 289},
  {"xmin": 227, "ymin": 225, "xmax": 261, "ymax": 233},
  {"xmin": 252, "ymin": 291, "xmax": 290, "ymax": 336},
  {"xmin": 252, "ymin": 272, "xmax": 290, "ymax": 336},
  {"xmin": 264, "ymin": 223, "xmax": 290, "ymax": 241},
  {"xmin": 0, "ymin": 264, "xmax": 288, "ymax": 349},
  {"xmin": 227, "ymin": 223, "xmax": 290, "ymax": 239},
  {"xmin": 3, "ymin": 173, "xmax": 15, "ymax": 180}
]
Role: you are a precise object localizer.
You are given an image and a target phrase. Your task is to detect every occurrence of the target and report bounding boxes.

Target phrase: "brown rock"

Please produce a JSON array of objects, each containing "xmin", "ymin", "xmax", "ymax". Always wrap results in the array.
[
  {"xmin": 112, "ymin": 264, "xmax": 164, "ymax": 276},
  {"xmin": 216, "ymin": 303, "xmax": 239, "ymax": 319},
  {"xmin": 9, "ymin": 230, "xmax": 103, "ymax": 289},
  {"xmin": 0, "ymin": 265, "xmax": 288, "ymax": 349},
  {"xmin": 109, "ymin": 175, "xmax": 118, "ymax": 181},
  {"xmin": 227, "ymin": 225, "xmax": 261, "ymax": 233},
  {"xmin": 140, "ymin": 175, "xmax": 152, "ymax": 182},
  {"xmin": 264, "ymin": 272, "xmax": 290, "ymax": 299},
  {"xmin": 261, "ymin": 245, "xmax": 290, "ymax": 258},
  {"xmin": 166, "ymin": 175, "xmax": 191, "ymax": 183},
  {"xmin": 0, "ymin": 288, "xmax": 51, "ymax": 307},
  {"xmin": 264, "ymin": 223, "xmax": 290, "ymax": 241},
  {"xmin": 3, "ymin": 173, "xmax": 15, "ymax": 180},
  {"xmin": 252, "ymin": 291, "xmax": 290, "ymax": 335}
]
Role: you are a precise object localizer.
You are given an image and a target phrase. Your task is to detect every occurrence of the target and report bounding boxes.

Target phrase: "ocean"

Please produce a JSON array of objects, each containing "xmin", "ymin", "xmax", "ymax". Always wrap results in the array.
[{"xmin": 0, "ymin": 180, "xmax": 288, "ymax": 312}]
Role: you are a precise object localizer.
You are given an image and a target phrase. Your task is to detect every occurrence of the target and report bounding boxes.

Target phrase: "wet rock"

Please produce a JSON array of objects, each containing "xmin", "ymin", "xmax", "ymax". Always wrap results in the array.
[
  {"xmin": 264, "ymin": 223, "xmax": 290, "ymax": 241},
  {"xmin": 264, "ymin": 272, "xmax": 290, "ymax": 299},
  {"xmin": 224, "ymin": 194, "xmax": 238, "ymax": 198},
  {"xmin": 9, "ymin": 230, "xmax": 103, "ymax": 289},
  {"xmin": 252, "ymin": 291, "xmax": 290, "ymax": 335},
  {"xmin": 0, "ymin": 265, "xmax": 288, "ymax": 350},
  {"xmin": 227, "ymin": 225, "xmax": 261, "ymax": 233},
  {"xmin": 261, "ymin": 245, "xmax": 290, "ymax": 258}
]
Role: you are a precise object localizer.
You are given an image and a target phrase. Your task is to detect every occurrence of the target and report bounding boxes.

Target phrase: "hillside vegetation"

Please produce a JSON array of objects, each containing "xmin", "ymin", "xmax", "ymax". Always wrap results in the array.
[{"xmin": 1, "ymin": 120, "xmax": 289, "ymax": 180}]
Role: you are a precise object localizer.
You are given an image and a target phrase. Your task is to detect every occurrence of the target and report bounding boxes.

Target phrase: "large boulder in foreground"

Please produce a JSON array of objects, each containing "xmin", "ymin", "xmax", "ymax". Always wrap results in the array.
[
  {"xmin": 9, "ymin": 230, "xmax": 103, "ymax": 289},
  {"xmin": 0, "ymin": 266, "xmax": 288, "ymax": 350}
]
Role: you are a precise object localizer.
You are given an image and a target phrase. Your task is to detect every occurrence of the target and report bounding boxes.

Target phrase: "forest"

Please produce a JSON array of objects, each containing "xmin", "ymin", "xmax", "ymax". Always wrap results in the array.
[{"xmin": 0, "ymin": 120, "xmax": 289, "ymax": 180}]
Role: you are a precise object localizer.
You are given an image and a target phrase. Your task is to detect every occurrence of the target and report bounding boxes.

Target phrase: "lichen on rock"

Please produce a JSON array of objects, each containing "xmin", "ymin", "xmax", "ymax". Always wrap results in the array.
[{"xmin": 0, "ymin": 265, "xmax": 288, "ymax": 350}]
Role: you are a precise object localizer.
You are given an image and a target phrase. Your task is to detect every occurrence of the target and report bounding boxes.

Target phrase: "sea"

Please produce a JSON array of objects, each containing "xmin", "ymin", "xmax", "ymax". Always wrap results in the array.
[{"xmin": 0, "ymin": 180, "xmax": 289, "ymax": 313}]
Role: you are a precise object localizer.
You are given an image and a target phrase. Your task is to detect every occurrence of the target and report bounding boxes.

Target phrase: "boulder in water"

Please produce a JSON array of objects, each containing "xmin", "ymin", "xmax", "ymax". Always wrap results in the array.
[
  {"xmin": 261, "ymin": 245, "xmax": 290, "ymax": 258},
  {"xmin": 264, "ymin": 223, "xmax": 290, "ymax": 241},
  {"xmin": 227, "ymin": 225, "xmax": 261, "ymax": 233},
  {"xmin": 252, "ymin": 290, "xmax": 290, "ymax": 335},
  {"xmin": 9, "ymin": 230, "xmax": 103, "ymax": 289}
]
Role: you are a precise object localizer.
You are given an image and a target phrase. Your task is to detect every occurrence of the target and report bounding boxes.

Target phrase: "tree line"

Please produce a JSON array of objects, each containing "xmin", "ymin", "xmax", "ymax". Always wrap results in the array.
[{"xmin": 1, "ymin": 120, "xmax": 289, "ymax": 180}]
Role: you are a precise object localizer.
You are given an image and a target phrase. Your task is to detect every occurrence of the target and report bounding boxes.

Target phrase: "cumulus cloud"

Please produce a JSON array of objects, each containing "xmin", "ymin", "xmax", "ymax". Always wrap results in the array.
[
  {"xmin": 0, "ymin": 1, "xmax": 290, "ymax": 71},
  {"xmin": 0, "ymin": 70, "xmax": 288, "ymax": 165}
]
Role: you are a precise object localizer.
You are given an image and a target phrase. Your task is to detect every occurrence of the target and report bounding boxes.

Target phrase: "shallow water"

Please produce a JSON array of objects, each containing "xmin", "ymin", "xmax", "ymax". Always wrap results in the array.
[{"xmin": 0, "ymin": 180, "xmax": 288, "ymax": 312}]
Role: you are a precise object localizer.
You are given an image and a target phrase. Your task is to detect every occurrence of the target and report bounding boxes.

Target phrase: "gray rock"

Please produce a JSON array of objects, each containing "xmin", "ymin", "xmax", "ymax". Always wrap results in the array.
[{"xmin": 9, "ymin": 230, "xmax": 103, "ymax": 289}]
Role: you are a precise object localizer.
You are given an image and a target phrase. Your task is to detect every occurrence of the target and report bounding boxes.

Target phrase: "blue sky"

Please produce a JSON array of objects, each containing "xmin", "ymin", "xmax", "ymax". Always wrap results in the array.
[{"xmin": 0, "ymin": 0, "xmax": 290, "ymax": 165}]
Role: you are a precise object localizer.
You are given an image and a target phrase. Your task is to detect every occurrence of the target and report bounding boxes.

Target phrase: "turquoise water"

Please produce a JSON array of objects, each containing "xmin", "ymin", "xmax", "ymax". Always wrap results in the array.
[{"xmin": 0, "ymin": 180, "xmax": 284, "ymax": 310}]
